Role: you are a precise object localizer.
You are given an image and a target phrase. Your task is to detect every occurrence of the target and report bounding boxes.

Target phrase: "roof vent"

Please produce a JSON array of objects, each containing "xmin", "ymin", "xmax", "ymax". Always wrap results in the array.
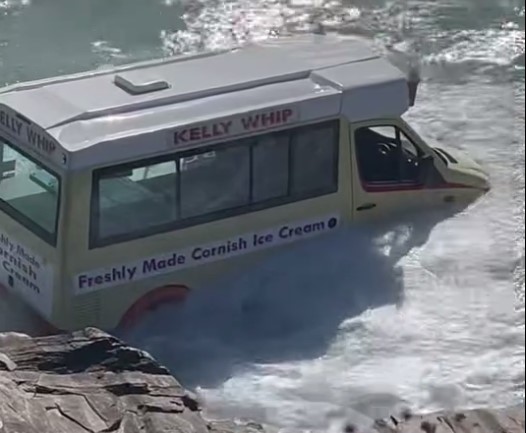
[{"xmin": 113, "ymin": 72, "xmax": 170, "ymax": 95}]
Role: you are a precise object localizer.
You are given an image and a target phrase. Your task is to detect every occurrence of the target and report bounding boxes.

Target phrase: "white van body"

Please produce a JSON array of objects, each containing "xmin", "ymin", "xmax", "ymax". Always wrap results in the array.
[{"xmin": 0, "ymin": 34, "xmax": 489, "ymax": 333}]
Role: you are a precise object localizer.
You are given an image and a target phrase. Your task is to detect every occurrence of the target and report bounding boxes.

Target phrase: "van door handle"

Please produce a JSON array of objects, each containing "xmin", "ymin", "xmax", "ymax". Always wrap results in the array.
[{"xmin": 356, "ymin": 203, "xmax": 377, "ymax": 211}]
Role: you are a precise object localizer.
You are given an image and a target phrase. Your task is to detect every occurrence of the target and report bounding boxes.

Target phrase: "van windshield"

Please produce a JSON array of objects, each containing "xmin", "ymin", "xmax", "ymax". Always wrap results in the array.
[{"xmin": 0, "ymin": 136, "xmax": 60, "ymax": 245}]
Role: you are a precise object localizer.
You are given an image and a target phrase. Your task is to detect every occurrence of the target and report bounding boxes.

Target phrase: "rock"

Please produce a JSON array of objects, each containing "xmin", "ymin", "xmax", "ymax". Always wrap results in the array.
[
  {"xmin": 0, "ymin": 327, "xmax": 273, "ymax": 433},
  {"xmin": 208, "ymin": 420, "xmax": 278, "ymax": 433},
  {"xmin": 0, "ymin": 327, "xmax": 523, "ymax": 433},
  {"xmin": 369, "ymin": 405, "xmax": 525, "ymax": 433},
  {"xmin": 0, "ymin": 353, "xmax": 16, "ymax": 371}
]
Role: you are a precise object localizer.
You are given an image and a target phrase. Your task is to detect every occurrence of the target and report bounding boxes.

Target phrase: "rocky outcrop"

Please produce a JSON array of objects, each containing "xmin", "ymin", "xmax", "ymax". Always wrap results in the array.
[
  {"xmin": 363, "ymin": 405, "xmax": 525, "ymax": 433},
  {"xmin": 0, "ymin": 328, "xmax": 523, "ymax": 433},
  {"xmin": 0, "ymin": 327, "xmax": 274, "ymax": 433}
]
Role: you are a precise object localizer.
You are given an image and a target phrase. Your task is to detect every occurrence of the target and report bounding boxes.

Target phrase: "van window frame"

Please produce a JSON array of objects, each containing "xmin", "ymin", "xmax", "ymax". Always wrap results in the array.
[
  {"xmin": 89, "ymin": 119, "xmax": 339, "ymax": 249},
  {"xmin": 0, "ymin": 135, "xmax": 62, "ymax": 246},
  {"xmin": 353, "ymin": 123, "xmax": 426, "ymax": 191}
]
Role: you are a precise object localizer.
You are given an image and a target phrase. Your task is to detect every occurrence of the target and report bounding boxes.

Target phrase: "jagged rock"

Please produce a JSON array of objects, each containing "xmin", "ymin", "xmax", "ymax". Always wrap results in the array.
[
  {"xmin": 208, "ymin": 420, "xmax": 278, "ymax": 433},
  {"xmin": 0, "ymin": 327, "xmax": 272, "ymax": 433},
  {"xmin": 370, "ymin": 405, "xmax": 525, "ymax": 433}
]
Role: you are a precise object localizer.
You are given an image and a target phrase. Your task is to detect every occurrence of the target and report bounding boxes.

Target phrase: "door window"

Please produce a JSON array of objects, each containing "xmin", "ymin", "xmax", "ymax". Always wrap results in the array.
[{"xmin": 354, "ymin": 125, "xmax": 424, "ymax": 186}]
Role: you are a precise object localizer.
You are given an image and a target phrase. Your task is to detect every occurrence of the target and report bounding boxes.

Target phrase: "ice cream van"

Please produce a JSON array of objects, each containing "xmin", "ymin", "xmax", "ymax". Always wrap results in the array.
[{"xmin": 0, "ymin": 33, "xmax": 489, "ymax": 334}]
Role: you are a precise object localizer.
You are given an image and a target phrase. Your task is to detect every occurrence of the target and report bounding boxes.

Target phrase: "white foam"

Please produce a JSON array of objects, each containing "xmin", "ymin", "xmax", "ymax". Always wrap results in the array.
[
  {"xmin": 0, "ymin": 0, "xmax": 31, "ymax": 10},
  {"xmin": 123, "ymin": 51, "xmax": 524, "ymax": 431},
  {"xmin": 424, "ymin": 29, "xmax": 525, "ymax": 67},
  {"xmin": 160, "ymin": 0, "xmax": 362, "ymax": 54}
]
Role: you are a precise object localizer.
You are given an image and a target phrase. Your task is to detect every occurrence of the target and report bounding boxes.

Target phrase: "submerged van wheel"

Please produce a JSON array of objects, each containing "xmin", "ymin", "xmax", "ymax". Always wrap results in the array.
[{"xmin": 117, "ymin": 284, "xmax": 190, "ymax": 330}]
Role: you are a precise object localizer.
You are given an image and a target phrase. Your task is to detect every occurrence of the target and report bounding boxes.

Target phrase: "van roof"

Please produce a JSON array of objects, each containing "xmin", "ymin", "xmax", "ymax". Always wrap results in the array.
[{"xmin": 0, "ymin": 34, "xmax": 411, "ymax": 170}]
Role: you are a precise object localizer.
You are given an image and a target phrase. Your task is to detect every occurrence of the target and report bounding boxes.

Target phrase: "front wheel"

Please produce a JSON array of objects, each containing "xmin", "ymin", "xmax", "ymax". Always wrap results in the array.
[{"xmin": 117, "ymin": 284, "xmax": 190, "ymax": 331}]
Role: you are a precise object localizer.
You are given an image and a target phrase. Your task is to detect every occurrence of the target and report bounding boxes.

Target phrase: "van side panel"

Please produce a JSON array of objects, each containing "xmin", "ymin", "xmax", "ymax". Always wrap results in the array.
[
  {"xmin": 0, "ymin": 165, "xmax": 66, "ymax": 324},
  {"xmin": 59, "ymin": 169, "xmax": 99, "ymax": 330},
  {"xmin": 59, "ymin": 119, "xmax": 354, "ymax": 331},
  {"xmin": 0, "ymin": 214, "xmax": 63, "ymax": 321}
]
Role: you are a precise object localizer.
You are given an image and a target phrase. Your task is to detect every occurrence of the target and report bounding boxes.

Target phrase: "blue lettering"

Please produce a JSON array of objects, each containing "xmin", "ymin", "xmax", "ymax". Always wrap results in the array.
[
  {"xmin": 142, "ymin": 253, "xmax": 185, "ymax": 274},
  {"xmin": 3, "ymin": 260, "xmax": 41, "ymax": 294},
  {"xmin": 252, "ymin": 233, "xmax": 273, "ymax": 247},
  {"xmin": 279, "ymin": 221, "xmax": 327, "ymax": 239},
  {"xmin": 192, "ymin": 237, "xmax": 247, "ymax": 261},
  {"xmin": 77, "ymin": 265, "xmax": 136, "ymax": 291},
  {"xmin": 78, "ymin": 274, "xmax": 89, "ymax": 289}
]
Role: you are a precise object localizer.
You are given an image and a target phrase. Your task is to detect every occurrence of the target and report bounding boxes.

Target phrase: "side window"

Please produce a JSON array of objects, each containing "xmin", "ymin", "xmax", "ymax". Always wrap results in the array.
[
  {"xmin": 354, "ymin": 125, "xmax": 423, "ymax": 184},
  {"xmin": 180, "ymin": 144, "xmax": 250, "ymax": 218},
  {"xmin": 291, "ymin": 122, "xmax": 338, "ymax": 195},
  {"xmin": 0, "ymin": 137, "xmax": 60, "ymax": 245},
  {"xmin": 90, "ymin": 119, "xmax": 339, "ymax": 247},
  {"xmin": 95, "ymin": 160, "xmax": 178, "ymax": 242},
  {"xmin": 252, "ymin": 132, "xmax": 289, "ymax": 202}
]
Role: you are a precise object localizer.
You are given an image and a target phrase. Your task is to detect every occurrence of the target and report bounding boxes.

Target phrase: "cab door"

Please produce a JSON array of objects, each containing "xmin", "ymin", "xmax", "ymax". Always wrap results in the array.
[{"xmin": 349, "ymin": 119, "xmax": 444, "ymax": 222}]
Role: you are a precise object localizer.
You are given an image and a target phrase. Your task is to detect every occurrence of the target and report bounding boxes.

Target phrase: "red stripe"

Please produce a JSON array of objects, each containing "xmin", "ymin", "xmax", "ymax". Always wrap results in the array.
[{"xmin": 360, "ymin": 182, "xmax": 478, "ymax": 193}]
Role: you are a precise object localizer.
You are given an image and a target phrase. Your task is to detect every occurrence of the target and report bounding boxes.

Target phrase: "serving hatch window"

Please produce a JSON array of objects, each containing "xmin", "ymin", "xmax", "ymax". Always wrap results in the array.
[
  {"xmin": 90, "ymin": 119, "xmax": 339, "ymax": 248},
  {"xmin": 0, "ymin": 136, "xmax": 61, "ymax": 245}
]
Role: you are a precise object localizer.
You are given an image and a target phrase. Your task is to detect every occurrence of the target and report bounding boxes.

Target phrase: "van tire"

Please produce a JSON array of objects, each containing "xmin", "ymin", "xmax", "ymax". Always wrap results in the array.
[{"xmin": 117, "ymin": 284, "xmax": 189, "ymax": 330}]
